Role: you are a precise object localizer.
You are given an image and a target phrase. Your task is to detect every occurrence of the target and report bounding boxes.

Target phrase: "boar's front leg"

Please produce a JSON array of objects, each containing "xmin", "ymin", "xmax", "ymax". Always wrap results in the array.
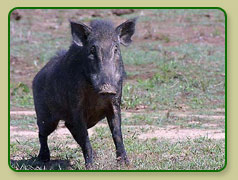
[
  {"xmin": 107, "ymin": 104, "xmax": 129, "ymax": 165},
  {"xmin": 65, "ymin": 111, "xmax": 93, "ymax": 169}
]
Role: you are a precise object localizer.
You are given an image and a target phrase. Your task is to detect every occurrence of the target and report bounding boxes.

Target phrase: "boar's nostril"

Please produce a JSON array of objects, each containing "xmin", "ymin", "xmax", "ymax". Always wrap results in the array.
[{"xmin": 99, "ymin": 84, "xmax": 117, "ymax": 95}]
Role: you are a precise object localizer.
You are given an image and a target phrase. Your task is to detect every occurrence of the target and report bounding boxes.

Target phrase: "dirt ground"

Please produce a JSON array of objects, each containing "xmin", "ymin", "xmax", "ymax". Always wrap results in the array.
[{"xmin": 10, "ymin": 110, "xmax": 225, "ymax": 142}]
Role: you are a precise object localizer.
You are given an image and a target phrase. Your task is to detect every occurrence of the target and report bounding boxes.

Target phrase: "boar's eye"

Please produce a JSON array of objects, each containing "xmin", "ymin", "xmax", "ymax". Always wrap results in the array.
[{"xmin": 90, "ymin": 45, "xmax": 96, "ymax": 54}]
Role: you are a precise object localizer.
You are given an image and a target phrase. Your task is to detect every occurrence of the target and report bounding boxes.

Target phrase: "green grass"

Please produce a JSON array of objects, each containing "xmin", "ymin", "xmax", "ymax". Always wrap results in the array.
[
  {"xmin": 121, "ymin": 111, "xmax": 224, "ymax": 130},
  {"xmin": 10, "ymin": 82, "xmax": 34, "ymax": 109},
  {"xmin": 121, "ymin": 42, "xmax": 225, "ymax": 111},
  {"xmin": 9, "ymin": 110, "xmax": 225, "ymax": 170},
  {"xmin": 10, "ymin": 115, "xmax": 37, "ymax": 131},
  {"xmin": 10, "ymin": 121, "xmax": 225, "ymax": 170}
]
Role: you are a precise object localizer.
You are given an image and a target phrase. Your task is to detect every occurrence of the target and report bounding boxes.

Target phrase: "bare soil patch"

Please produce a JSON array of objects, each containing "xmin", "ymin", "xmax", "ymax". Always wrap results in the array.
[
  {"xmin": 10, "ymin": 108, "xmax": 225, "ymax": 143},
  {"xmin": 10, "ymin": 56, "xmax": 37, "ymax": 88},
  {"xmin": 170, "ymin": 113, "xmax": 224, "ymax": 120},
  {"xmin": 138, "ymin": 125, "xmax": 224, "ymax": 141},
  {"xmin": 125, "ymin": 64, "xmax": 158, "ymax": 81},
  {"xmin": 10, "ymin": 111, "xmax": 36, "ymax": 116},
  {"xmin": 10, "ymin": 119, "xmax": 108, "ymax": 142},
  {"xmin": 10, "ymin": 122, "xmax": 224, "ymax": 143}
]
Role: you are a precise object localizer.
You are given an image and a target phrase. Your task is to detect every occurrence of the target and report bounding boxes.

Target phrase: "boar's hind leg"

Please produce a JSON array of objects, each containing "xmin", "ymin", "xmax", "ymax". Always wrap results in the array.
[
  {"xmin": 65, "ymin": 112, "xmax": 93, "ymax": 169},
  {"xmin": 107, "ymin": 105, "xmax": 129, "ymax": 165},
  {"xmin": 37, "ymin": 109, "xmax": 59, "ymax": 162}
]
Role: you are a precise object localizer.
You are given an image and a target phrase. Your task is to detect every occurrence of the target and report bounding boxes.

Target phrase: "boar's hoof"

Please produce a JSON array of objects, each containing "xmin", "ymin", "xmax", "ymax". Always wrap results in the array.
[
  {"xmin": 116, "ymin": 156, "xmax": 130, "ymax": 166},
  {"xmin": 85, "ymin": 163, "xmax": 93, "ymax": 170},
  {"xmin": 38, "ymin": 152, "xmax": 50, "ymax": 162}
]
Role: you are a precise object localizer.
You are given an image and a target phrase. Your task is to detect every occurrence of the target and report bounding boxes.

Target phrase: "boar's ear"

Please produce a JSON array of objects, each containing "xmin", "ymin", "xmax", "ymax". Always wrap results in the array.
[
  {"xmin": 70, "ymin": 20, "xmax": 92, "ymax": 46},
  {"xmin": 115, "ymin": 18, "xmax": 137, "ymax": 46}
]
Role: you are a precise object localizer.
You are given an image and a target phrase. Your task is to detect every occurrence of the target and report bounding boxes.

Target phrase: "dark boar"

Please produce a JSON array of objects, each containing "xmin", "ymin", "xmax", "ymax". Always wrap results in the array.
[{"xmin": 32, "ymin": 18, "xmax": 137, "ymax": 168}]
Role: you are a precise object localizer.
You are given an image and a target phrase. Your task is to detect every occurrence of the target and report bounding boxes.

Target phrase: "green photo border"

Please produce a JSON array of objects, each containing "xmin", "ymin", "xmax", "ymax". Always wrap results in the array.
[{"xmin": 8, "ymin": 7, "xmax": 227, "ymax": 172}]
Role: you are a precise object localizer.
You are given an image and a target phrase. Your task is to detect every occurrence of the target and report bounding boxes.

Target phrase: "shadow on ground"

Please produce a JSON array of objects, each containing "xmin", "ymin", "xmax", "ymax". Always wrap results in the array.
[{"xmin": 10, "ymin": 157, "xmax": 72, "ymax": 170}]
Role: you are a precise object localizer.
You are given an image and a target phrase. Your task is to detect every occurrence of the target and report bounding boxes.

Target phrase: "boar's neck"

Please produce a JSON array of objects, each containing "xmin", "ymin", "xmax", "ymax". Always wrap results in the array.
[{"xmin": 63, "ymin": 44, "xmax": 85, "ymax": 75}]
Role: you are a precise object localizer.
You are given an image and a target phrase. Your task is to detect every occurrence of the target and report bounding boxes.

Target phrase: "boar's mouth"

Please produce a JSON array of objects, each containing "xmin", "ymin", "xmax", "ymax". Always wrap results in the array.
[{"xmin": 98, "ymin": 84, "xmax": 117, "ymax": 95}]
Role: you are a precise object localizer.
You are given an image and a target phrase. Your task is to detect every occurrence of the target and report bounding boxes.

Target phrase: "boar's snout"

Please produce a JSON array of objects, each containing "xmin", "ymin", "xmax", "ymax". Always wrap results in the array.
[{"xmin": 98, "ymin": 84, "xmax": 117, "ymax": 95}]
